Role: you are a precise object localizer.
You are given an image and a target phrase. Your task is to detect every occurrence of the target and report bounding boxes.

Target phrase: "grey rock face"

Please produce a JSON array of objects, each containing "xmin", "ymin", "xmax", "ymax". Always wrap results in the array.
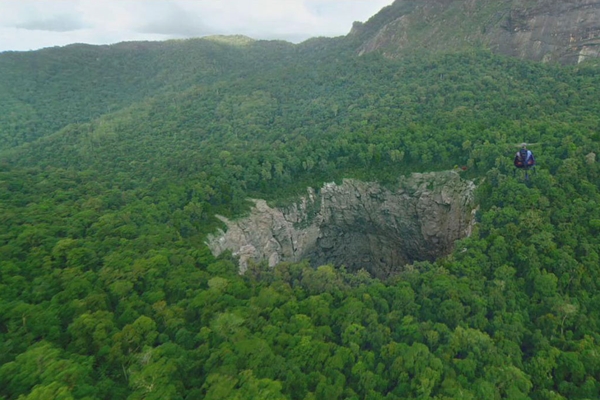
[
  {"xmin": 353, "ymin": 0, "xmax": 600, "ymax": 64},
  {"xmin": 492, "ymin": 0, "xmax": 600, "ymax": 64},
  {"xmin": 206, "ymin": 171, "xmax": 476, "ymax": 278}
]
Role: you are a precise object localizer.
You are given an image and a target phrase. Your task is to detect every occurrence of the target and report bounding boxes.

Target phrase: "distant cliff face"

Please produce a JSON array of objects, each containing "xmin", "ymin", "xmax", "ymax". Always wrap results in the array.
[
  {"xmin": 350, "ymin": 0, "xmax": 600, "ymax": 64},
  {"xmin": 207, "ymin": 171, "xmax": 476, "ymax": 278}
]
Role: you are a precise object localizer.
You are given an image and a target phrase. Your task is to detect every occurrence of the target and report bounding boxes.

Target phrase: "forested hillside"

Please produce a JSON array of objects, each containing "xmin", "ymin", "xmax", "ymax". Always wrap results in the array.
[
  {"xmin": 2, "ymin": 30, "xmax": 600, "ymax": 400},
  {"xmin": 0, "ymin": 36, "xmax": 296, "ymax": 149}
]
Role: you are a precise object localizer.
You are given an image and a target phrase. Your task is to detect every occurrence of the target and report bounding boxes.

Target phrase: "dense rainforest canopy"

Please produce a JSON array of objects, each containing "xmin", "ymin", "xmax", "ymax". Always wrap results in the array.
[{"xmin": 2, "ymin": 33, "xmax": 600, "ymax": 399}]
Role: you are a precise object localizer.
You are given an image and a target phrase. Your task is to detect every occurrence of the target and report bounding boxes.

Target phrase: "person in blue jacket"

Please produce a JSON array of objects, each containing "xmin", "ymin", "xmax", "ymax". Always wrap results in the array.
[{"xmin": 514, "ymin": 144, "xmax": 535, "ymax": 179}]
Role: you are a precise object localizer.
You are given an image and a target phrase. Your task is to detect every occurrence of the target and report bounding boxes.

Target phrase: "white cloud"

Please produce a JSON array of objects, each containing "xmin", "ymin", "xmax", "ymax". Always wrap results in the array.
[
  {"xmin": 0, "ymin": 0, "xmax": 393, "ymax": 52},
  {"xmin": 15, "ymin": 14, "xmax": 87, "ymax": 32}
]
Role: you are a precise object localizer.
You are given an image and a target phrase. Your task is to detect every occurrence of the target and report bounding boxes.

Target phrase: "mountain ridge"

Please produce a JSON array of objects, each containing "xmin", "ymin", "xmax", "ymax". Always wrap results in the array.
[
  {"xmin": 0, "ymin": 37, "xmax": 298, "ymax": 149},
  {"xmin": 349, "ymin": 0, "xmax": 600, "ymax": 64}
]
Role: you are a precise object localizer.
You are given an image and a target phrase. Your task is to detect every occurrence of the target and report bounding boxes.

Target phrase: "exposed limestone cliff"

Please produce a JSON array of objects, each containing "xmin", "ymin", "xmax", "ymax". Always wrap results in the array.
[
  {"xmin": 351, "ymin": 0, "xmax": 600, "ymax": 64},
  {"xmin": 207, "ymin": 171, "xmax": 476, "ymax": 278}
]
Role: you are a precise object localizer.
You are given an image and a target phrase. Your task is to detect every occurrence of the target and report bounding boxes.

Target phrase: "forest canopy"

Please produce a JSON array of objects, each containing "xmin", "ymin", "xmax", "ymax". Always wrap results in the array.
[{"xmin": 1, "ymin": 36, "xmax": 600, "ymax": 399}]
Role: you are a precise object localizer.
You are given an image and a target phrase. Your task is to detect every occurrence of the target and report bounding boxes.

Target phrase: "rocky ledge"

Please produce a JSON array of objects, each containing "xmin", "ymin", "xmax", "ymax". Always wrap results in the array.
[{"xmin": 206, "ymin": 171, "xmax": 476, "ymax": 278}]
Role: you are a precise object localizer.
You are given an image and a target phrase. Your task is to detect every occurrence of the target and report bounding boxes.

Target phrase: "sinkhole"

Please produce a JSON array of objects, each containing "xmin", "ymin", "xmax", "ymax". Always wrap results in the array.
[{"xmin": 207, "ymin": 171, "xmax": 476, "ymax": 278}]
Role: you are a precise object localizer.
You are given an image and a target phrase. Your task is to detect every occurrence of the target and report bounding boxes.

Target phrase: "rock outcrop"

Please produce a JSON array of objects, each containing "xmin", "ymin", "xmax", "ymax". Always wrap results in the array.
[
  {"xmin": 350, "ymin": 0, "xmax": 600, "ymax": 64},
  {"xmin": 207, "ymin": 171, "xmax": 476, "ymax": 278}
]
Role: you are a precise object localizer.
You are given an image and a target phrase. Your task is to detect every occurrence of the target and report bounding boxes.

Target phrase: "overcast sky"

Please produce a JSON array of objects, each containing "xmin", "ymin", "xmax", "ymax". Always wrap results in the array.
[{"xmin": 0, "ymin": 0, "xmax": 393, "ymax": 52}]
